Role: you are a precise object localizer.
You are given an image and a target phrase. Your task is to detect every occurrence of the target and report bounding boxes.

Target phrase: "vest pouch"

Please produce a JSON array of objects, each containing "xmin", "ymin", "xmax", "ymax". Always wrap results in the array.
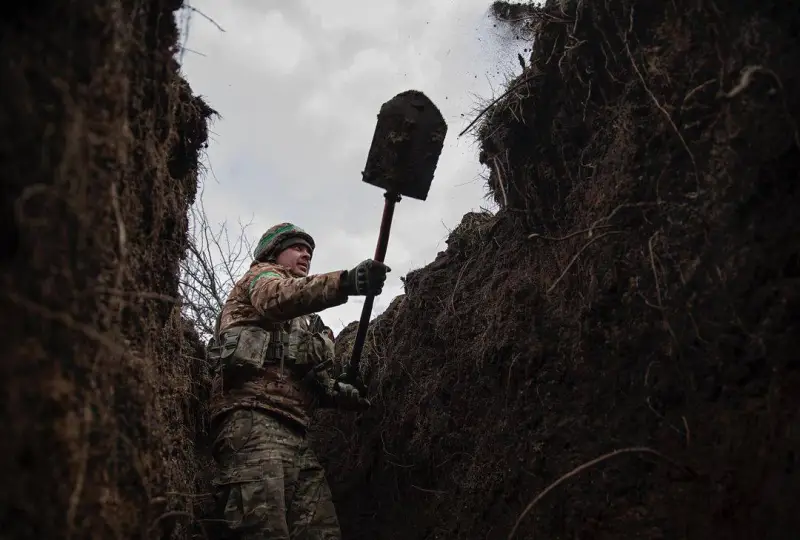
[
  {"xmin": 219, "ymin": 326, "xmax": 271, "ymax": 371},
  {"xmin": 295, "ymin": 332, "xmax": 334, "ymax": 368},
  {"xmin": 206, "ymin": 336, "xmax": 222, "ymax": 368},
  {"xmin": 284, "ymin": 326, "xmax": 335, "ymax": 380}
]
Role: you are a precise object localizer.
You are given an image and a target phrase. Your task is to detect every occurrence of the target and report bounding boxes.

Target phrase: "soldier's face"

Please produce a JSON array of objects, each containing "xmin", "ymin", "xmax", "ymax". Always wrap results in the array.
[{"xmin": 276, "ymin": 244, "xmax": 312, "ymax": 277}]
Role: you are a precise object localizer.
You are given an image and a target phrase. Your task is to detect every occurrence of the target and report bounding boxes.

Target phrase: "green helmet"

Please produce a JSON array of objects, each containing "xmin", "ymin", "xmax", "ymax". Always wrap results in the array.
[{"xmin": 253, "ymin": 222, "xmax": 315, "ymax": 262}]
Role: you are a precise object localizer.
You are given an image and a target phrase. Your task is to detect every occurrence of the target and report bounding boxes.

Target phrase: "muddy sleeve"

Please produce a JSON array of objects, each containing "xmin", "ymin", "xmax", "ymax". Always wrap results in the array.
[
  {"xmin": 248, "ymin": 269, "xmax": 349, "ymax": 323},
  {"xmin": 306, "ymin": 367, "xmax": 338, "ymax": 409}
]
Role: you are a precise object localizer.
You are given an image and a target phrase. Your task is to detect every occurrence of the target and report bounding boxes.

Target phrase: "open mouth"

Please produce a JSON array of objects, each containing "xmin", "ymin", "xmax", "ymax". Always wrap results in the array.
[{"xmin": 297, "ymin": 263, "xmax": 308, "ymax": 273}]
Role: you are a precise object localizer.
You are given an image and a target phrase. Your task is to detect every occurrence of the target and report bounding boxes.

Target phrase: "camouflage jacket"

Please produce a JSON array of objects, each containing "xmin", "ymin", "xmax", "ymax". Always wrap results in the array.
[{"xmin": 208, "ymin": 261, "xmax": 348, "ymax": 428}]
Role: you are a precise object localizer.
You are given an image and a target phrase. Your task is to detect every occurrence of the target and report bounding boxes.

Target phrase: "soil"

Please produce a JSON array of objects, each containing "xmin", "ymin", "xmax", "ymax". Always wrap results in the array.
[
  {"xmin": 0, "ymin": 1, "xmax": 213, "ymax": 539},
  {"xmin": 311, "ymin": 1, "xmax": 800, "ymax": 539},
  {"xmin": 3, "ymin": 0, "xmax": 799, "ymax": 539}
]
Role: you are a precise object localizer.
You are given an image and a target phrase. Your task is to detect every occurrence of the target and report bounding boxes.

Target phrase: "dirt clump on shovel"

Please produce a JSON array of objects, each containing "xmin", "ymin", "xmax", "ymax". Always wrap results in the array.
[
  {"xmin": 0, "ymin": 1, "xmax": 213, "ymax": 539},
  {"xmin": 311, "ymin": 0, "xmax": 800, "ymax": 539}
]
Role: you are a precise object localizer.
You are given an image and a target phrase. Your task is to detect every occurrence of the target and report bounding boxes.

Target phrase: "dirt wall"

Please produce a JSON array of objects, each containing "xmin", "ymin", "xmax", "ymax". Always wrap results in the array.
[
  {"xmin": 312, "ymin": 1, "xmax": 800, "ymax": 539},
  {"xmin": 0, "ymin": 1, "xmax": 212, "ymax": 538}
]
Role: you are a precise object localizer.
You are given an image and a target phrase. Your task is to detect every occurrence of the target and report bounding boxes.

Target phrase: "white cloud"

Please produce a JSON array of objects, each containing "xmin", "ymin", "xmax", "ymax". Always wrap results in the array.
[
  {"xmin": 221, "ymin": 9, "xmax": 307, "ymax": 74},
  {"xmin": 180, "ymin": 0, "xmax": 526, "ymax": 334}
]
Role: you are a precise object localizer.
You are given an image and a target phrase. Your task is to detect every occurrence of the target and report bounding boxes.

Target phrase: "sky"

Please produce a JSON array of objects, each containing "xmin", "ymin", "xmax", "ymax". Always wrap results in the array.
[{"xmin": 178, "ymin": 1, "xmax": 527, "ymax": 335}]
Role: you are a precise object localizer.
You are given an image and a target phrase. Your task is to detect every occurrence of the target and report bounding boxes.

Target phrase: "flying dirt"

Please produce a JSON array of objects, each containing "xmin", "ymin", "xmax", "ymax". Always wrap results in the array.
[{"xmin": 1, "ymin": 0, "xmax": 798, "ymax": 539}]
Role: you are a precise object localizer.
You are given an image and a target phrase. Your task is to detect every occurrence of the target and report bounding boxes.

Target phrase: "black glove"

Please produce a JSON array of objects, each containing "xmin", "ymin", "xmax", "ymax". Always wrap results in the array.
[
  {"xmin": 331, "ymin": 380, "xmax": 371, "ymax": 411},
  {"xmin": 303, "ymin": 365, "xmax": 371, "ymax": 411},
  {"xmin": 341, "ymin": 259, "xmax": 391, "ymax": 296}
]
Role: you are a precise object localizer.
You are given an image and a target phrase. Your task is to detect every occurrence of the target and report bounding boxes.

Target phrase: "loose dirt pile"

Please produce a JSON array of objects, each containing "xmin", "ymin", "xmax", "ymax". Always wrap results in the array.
[
  {"xmin": 0, "ymin": 1, "xmax": 212, "ymax": 539},
  {"xmin": 311, "ymin": 0, "xmax": 800, "ymax": 539}
]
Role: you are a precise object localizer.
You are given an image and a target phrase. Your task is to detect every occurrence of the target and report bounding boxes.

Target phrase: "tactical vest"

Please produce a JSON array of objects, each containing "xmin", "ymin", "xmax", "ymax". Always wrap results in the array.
[
  {"xmin": 205, "ymin": 312, "xmax": 335, "ymax": 427},
  {"xmin": 208, "ymin": 316, "xmax": 331, "ymax": 373}
]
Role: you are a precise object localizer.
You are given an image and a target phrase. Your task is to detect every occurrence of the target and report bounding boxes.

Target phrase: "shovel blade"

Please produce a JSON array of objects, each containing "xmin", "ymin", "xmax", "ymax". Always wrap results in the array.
[{"xmin": 362, "ymin": 90, "xmax": 447, "ymax": 201}]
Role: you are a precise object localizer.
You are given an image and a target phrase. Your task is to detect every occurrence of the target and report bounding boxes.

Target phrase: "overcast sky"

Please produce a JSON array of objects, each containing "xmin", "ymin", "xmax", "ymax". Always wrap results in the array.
[{"xmin": 179, "ymin": 1, "xmax": 526, "ymax": 334}]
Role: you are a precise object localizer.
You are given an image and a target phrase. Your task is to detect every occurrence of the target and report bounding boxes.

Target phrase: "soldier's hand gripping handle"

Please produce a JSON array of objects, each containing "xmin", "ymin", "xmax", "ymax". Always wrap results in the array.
[
  {"xmin": 333, "ymin": 379, "xmax": 371, "ymax": 411},
  {"xmin": 339, "ymin": 363, "xmax": 367, "ymax": 394},
  {"xmin": 341, "ymin": 259, "xmax": 391, "ymax": 296}
]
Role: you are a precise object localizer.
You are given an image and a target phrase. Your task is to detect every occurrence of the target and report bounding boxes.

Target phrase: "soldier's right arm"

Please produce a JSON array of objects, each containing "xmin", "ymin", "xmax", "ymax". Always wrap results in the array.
[{"xmin": 247, "ymin": 265, "xmax": 349, "ymax": 323}]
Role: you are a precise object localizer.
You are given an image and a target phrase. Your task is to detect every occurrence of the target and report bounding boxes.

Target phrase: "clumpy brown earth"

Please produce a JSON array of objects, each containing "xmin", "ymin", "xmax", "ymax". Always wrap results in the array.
[
  {"xmin": 0, "ymin": 1, "xmax": 212, "ymax": 539},
  {"xmin": 312, "ymin": 0, "xmax": 800, "ymax": 539}
]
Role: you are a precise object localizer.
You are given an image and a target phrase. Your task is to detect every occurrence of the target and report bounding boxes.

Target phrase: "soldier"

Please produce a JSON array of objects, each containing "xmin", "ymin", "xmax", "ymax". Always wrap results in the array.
[{"xmin": 206, "ymin": 222, "xmax": 389, "ymax": 539}]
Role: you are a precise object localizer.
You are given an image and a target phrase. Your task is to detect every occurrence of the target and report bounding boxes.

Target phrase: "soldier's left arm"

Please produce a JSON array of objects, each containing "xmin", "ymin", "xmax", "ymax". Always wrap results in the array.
[{"xmin": 249, "ymin": 269, "xmax": 349, "ymax": 323}]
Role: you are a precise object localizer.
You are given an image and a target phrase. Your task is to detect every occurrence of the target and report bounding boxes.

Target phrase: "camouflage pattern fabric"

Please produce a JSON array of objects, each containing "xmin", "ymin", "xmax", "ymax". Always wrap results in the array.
[
  {"xmin": 210, "ymin": 261, "xmax": 346, "ymax": 428},
  {"xmin": 253, "ymin": 222, "xmax": 316, "ymax": 263},
  {"xmin": 212, "ymin": 409, "xmax": 341, "ymax": 540},
  {"xmin": 209, "ymin": 257, "xmax": 349, "ymax": 539},
  {"xmin": 218, "ymin": 261, "xmax": 347, "ymax": 330}
]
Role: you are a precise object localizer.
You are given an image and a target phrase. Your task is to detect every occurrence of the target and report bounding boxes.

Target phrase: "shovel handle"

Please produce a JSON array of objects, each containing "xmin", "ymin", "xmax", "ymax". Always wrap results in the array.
[{"xmin": 346, "ymin": 191, "xmax": 402, "ymax": 380}]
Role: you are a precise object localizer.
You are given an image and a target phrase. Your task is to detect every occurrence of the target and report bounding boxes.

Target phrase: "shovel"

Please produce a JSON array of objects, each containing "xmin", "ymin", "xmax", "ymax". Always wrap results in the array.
[{"xmin": 342, "ymin": 89, "xmax": 447, "ymax": 391}]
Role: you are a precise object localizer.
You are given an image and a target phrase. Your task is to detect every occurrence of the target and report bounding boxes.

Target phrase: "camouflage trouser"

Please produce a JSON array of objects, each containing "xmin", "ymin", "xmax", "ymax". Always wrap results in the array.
[{"xmin": 211, "ymin": 409, "xmax": 341, "ymax": 540}]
